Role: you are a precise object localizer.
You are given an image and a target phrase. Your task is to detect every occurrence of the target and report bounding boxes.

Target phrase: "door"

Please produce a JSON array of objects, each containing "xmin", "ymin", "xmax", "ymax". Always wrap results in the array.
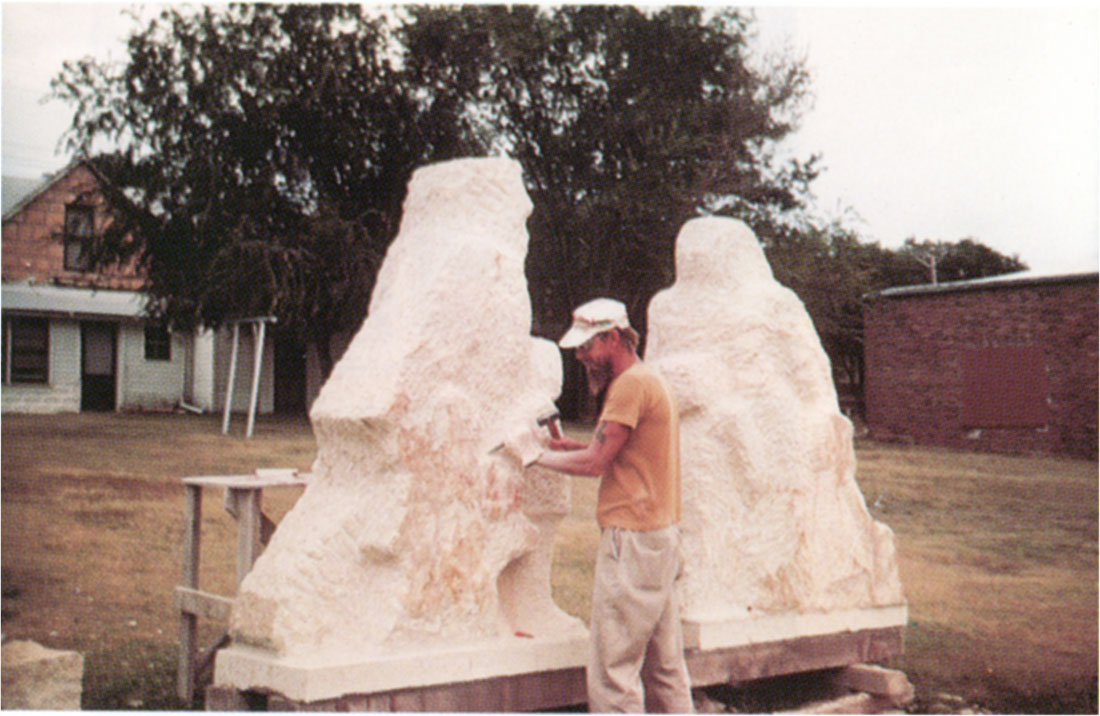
[{"xmin": 81, "ymin": 321, "xmax": 117, "ymax": 411}]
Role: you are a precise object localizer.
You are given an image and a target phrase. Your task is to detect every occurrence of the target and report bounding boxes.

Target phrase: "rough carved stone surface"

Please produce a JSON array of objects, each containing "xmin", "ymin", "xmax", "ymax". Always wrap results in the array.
[
  {"xmin": 1, "ymin": 640, "xmax": 84, "ymax": 710},
  {"xmin": 229, "ymin": 157, "xmax": 582, "ymax": 661},
  {"xmin": 646, "ymin": 217, "xmax": 905, "ymax": 622}
]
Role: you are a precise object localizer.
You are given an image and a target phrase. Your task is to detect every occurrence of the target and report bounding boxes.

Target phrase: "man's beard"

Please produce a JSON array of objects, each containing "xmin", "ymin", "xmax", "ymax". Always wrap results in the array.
[{"xmin": 584, "ymin": 359, "xmax": 614, "ymax": 396}]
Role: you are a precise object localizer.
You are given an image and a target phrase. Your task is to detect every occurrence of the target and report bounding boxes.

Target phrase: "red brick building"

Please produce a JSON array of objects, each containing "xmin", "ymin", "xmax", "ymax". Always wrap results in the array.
[
  {"xmin": 2, "ymin": 161, "xmax": 144, "ymax": 290},
  {"xmin": 863, "ymin": 270, "xmax": 1098, "ymax": 458}
]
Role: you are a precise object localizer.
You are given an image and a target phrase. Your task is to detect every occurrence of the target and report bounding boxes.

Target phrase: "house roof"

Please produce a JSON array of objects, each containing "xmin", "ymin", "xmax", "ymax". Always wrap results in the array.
[
  {"xmin": 865, "ymin": 268, "xmax": 1099, "ymax": 300},
  {"xmin": 2, "ymin": 160, "xmax": 122, "ymax": 223},
  {"xmin": 2, "ymin": 280, "xmax": 147, "ymax": 319}
]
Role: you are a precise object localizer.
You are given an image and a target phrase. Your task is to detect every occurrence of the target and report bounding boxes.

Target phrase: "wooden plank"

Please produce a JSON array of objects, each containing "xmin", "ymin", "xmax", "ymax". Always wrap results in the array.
[
  {"xmin": 181, "ymin": 484, "xmax": 202, "ymax": 589},
  {"xmin": 174, "ymin": 586, "xmax": 234, "ymax": 621},
  {"xmin": 419, "ymin": 668, "xmax": 584, "ymax": 712},
  {"xmin": 232, "ymin": 487, "xmax": 263, "ymax": 586},
  {"xmin": 267, "ymin": 668, "xmax": 588, "ymax": 713},
  {"xmin": 177, "ymin": 484, "xmax": 203, "ymax": 703},
  {"xmin": 222, "ymin": 322, "xmax": 240, "ymax": 435},
  {"xmin": 685, "ymin": 626, "xmax": 905, "ymax": 688},
  {"xmin": 418, "ymin": 675, "xmax": 503, "ymax": 712},
  {"xmin": 831, "ymin": 664, "xmax": 914, "ymax": 703},
  {"xmin": 245, "ymin": 320, "xmax": 266, "ymax": 439},
  {"xmin": 503, "ymin": 668, "xmax": 587, "ymax": 711},
  {"xmin": 197, "ymin": 631, "xmax": 232, "ymax": 683},
  {"xmin": 178, "ymin": 612, "xmax": 198, "ymax": 704},
  {"xmin": 183, "ymin": 473, "xmax": 309, "ymax": 489},
  {"xmin": 209, "ymin": 628, "xmax": 904, "ymax": 712},
  {"xmin": 205, "ymin": 685, "xmax": 251, "ymax": 711}
]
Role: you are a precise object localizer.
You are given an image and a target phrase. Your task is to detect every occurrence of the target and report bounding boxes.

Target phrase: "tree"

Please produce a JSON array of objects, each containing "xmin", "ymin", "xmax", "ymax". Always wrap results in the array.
[
  {"xmin": 899, "ymin": 237, "xmax": 1026, "ymax": 284},
  {"xmin": 51, "ymin": 4, "xmax": 477, "ymax": 377},
  {"xmin": 766, "ymin": 226, "xmax": 887, "ymax": 397},
  {"xmin": 402, "ymin": 6, "xmax": 817, "ymax": 336}
]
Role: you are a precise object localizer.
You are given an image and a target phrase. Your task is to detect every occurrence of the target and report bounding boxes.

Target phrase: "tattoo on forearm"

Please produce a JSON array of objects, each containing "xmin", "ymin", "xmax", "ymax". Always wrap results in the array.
[{"xmin": 594, "ymin": 422, "xmax": 607, "ymax": 444}]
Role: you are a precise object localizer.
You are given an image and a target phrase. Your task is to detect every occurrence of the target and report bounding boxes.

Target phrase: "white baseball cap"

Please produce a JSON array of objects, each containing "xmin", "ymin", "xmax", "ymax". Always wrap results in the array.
[{"xmin": 558, "ymin": 298, "xmax": 632, "ymax": 349}]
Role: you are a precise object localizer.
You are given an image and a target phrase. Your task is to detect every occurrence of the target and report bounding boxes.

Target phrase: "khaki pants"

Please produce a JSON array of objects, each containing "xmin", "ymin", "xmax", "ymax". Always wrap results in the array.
[{"xmin": 587, "ymin": 526, "xmax": 693, "ymax": 713}]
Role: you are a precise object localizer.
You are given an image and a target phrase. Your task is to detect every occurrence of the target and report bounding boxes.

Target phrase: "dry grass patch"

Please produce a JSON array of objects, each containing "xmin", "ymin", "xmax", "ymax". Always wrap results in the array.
[
  {"xmin": 857, "ymin": 442, "xmax": 1097, "ymax": 712},
  {"xmin": 2, "ymin": 412, "xmax": 314, "ymax": 708}
]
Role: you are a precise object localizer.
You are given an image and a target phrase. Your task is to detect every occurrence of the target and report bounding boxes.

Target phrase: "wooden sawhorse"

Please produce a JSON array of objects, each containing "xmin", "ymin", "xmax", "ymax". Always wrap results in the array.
[{"xmin": 175, "ymin": 470, "xmax": 309, "ymax": 705}]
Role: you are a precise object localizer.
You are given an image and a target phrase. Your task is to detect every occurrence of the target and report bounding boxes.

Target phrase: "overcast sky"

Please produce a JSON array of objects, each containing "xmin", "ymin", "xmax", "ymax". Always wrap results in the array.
[{"xmin": 3, "ymin": 4, "xmax": 1098, "ymax": 274}]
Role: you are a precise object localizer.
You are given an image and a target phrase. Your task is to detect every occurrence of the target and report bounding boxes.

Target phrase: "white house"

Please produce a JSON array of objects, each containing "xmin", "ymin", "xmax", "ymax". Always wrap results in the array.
[{"xmin": 2, "ymin": 162, "xmax": 278, "ymax": 416}]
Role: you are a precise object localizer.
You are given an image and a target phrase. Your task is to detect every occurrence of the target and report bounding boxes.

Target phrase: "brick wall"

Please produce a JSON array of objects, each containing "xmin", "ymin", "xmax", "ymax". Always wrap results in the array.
[
  {"xmin": 1, "ymin": 163, "xmax": 144, "ymax": 290},
  {"xmin": 864, "ymin": 276, "xmax": 1098, "ymax": 458}
]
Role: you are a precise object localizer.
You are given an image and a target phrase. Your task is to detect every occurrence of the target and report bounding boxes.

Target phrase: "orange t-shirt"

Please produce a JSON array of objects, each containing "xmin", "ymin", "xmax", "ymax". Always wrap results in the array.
[{"xmin": 596, "ymin": 362, "xmax": 682, "ymax": 531}]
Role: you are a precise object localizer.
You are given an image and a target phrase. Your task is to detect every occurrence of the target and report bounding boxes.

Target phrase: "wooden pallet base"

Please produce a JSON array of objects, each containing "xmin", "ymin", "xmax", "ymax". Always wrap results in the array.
[
  {"xmin": 688, "ymin": 624, "xmax": 905, "ymax": 687},
  {"xmin": 206, "ymin": 625, "xmax": 906, "ymax": 712}
]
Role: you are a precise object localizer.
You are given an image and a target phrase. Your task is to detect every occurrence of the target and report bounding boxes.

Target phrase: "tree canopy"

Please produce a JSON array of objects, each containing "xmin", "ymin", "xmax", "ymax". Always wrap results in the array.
[
  {"xmin": 401, "ymin": 5, "xmax": 818, "ymax": 337},
  {"xmin": 52, "ymin": 4, "xmax": 477, "ymax": 374}
]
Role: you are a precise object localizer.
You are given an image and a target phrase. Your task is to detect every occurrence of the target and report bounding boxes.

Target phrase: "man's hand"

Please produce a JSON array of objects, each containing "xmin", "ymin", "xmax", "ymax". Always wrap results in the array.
[
  {"xmin": 548, "ymin": 435, "xmax": 587, "ymax": 451},
  {"xmin": 535, "ymin": 421, "xmax": 630, "ymax": 477},
  {"xmin": 494, "ymin": 422, "xmax": 547, "ymax": 467}
]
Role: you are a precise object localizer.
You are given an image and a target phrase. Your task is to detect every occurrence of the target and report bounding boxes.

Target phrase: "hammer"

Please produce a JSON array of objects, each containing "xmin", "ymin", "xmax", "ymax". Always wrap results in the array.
[{"xmin": 537, "ymin": 409, "xmax": 563, "ymax": 440}]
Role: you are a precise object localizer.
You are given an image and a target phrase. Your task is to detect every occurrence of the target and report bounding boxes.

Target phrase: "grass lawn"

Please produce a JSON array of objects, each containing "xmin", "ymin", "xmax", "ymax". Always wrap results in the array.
[{"xmin": 1, "ymin": 412, "xmax": 1096, "ymax": 712}]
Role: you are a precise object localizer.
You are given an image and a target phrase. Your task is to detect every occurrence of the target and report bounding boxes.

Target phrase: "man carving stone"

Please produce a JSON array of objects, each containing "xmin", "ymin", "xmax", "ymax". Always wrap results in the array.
[{"xmin": 535, "ymin": 298, "xmax": 693, "ymax": 714}]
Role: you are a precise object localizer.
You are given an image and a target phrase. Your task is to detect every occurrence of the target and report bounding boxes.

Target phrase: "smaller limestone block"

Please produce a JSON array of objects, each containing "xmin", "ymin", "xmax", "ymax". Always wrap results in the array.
[{"xmin": 2, "ymin": 639, "xmax": 84, "ymax": 710}]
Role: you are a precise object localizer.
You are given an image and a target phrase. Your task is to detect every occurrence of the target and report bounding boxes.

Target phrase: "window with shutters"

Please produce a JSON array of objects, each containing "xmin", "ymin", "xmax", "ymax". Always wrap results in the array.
[{"xmin": 2, "ymin": 316, "xmax": 50, "ymax": 384}]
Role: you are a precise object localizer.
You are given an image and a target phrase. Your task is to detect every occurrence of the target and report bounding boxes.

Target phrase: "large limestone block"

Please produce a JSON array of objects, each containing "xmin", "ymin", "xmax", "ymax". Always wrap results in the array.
[
  {"xmin": 647, "ymin": 217, "xmax": 904, "ymax": 628},
  {"xmin": 229, "ymin": 157, "xmax": 582, "ymax": 663},
  {"xmin": 2, "ymin": 640, "xmax": 84, "ymax": 710}
]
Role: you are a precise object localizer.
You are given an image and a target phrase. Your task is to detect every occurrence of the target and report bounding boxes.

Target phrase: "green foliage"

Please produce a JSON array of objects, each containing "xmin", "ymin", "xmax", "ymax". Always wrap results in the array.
[
  {"xmin": 766, "ymin": 227, "xmax": 881, "ymax": 388},
  {"xmin": 403, "ymin": 6, "xmax": 817, "ymax": 337},
  {"xmin": 899, "ymin": 236, "xmax": 1027, "ymax": 284},
  {"xmin": 53, "ymin": 4, "xmax": 817, "ymax": 393}
]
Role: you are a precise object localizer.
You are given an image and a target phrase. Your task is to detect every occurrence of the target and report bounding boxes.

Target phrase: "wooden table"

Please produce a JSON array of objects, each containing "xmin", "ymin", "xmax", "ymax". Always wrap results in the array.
[{"xmin": 175, "ymin": 470, "xmax": 309, "ymax": 704}]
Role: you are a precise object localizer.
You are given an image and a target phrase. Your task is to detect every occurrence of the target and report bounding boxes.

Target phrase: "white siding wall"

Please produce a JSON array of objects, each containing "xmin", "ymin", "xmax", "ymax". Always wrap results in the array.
[
  {"xmin": 189, "ymin": 329, "xmax": 217, "ymax": 411},
  {"xmin": 1, "ymin": 317, "xmax": 80, "ymax": 413},
  {"xmin": 117, "ymin": 322, "xmax": 189, "ymax": 410},
  {"xmin": 3, "ymin": 317, "xmax": 281, "ymax": 415},
  {"xmin": 213, "ymin": 325, "xmax": 275, "ymax": 414}
]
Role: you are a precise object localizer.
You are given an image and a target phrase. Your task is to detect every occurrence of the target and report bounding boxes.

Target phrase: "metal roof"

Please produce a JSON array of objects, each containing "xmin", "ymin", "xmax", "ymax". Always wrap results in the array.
[
  {"xmin": 1, "ymin": 280, "xmax": 147, "ymax": 319},
  {"xmin": 866, "ymin": 268, "xmax": 1099, "ymax": 299}
]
